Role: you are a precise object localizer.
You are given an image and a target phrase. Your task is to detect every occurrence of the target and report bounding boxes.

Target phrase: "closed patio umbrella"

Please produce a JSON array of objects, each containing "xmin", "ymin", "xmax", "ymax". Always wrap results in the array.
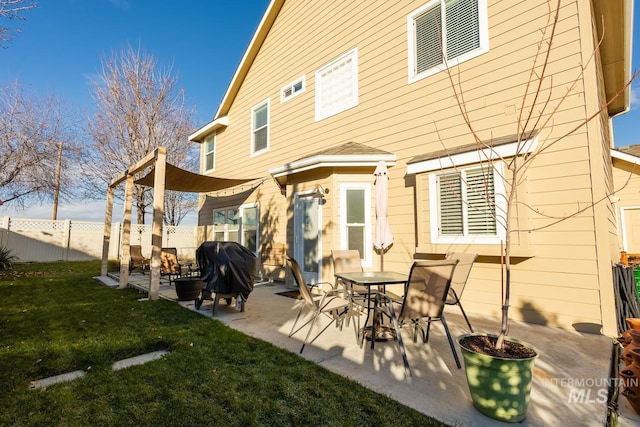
[{"xmin": 373, "ymin": 160, "xmax": 393, "ymax": 271}]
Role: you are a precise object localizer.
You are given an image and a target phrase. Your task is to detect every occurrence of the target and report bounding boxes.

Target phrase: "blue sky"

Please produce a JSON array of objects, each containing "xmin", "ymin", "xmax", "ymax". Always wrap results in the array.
[
  {"xmin": 1, "ymin": 0, "xmax": 270, "ymax": 223},
  {"xmin": 1, "ymin": 0, "xmax": 639, "ymax": 223}
]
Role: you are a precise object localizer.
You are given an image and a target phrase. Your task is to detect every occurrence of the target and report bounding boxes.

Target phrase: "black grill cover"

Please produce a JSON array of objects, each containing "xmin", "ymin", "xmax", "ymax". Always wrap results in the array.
[{"xmin": 196, "ymin": 241, "xmax": 256, "ymax": 299}]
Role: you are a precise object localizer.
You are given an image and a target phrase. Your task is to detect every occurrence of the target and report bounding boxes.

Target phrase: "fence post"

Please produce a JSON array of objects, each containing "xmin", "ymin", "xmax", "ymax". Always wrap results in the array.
[
  {"xmin": 62, "ymin": 219, "xmax": 71, "ymax": 261},
  {"xmin": 0, "ymin": 216, "xmax": 8, "ymax": 247}
]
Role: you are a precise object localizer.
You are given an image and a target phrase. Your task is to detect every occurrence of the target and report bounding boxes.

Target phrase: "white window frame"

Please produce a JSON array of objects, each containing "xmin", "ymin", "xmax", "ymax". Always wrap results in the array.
[
  {"xmin": 212, "ymin": 203, "xmax": 260, "ymax": 254},
  {"xmin": 203, "ymin": 133, "xmax": 216, "ymax": 173},
  {"xmin": 428, "ymin": 163, "xmax": 506, "ymax": 244},
  {"xmin": 281, "ymin": 76, "xmax": 306, "ymax": 103},
  {"xmin": 339, "ymin": 183, "xmax": 372, "ymax": 267},
  {"xmin": 251, "ymin": 98, "xmax": 270, "ymax": 156},
  {"xmin": 407, "ymin": 0, "xmax": 489, "ymax": 83},
  {"xmin": 315, "ymin": 48, "xmax": 358, "ymax": 122}
]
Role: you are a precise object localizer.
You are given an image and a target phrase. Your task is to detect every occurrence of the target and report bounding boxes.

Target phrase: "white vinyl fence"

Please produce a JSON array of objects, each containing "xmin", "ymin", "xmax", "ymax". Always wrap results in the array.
[{"xmin": 0, "ymin": 217, "xmax": 198, "ymax": 263}]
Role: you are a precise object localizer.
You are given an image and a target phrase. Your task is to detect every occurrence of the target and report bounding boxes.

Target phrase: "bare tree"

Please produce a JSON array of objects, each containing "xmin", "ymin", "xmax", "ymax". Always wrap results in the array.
[
  {"xmin": 441, "ymin": 0, "xmax": 638, "ymax": 352},
  {"xmin": 85, "ymin": 45, "xmax": 198, "ymax": 225},
  {"xmin": 0, "ymin": 0, "xmax": 37, "ymax": 48},
  {"xmin": 0, "ymin": 80, "xmax": 77, "ymax": 208}
]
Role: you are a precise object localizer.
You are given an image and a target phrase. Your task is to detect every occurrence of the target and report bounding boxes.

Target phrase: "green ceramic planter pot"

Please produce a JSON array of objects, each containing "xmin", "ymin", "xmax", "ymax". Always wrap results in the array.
[
  {"xmin": 173, "ymin": 277, "xmax": 203, "ymax": 301},
  {"xmin": 458, "ymin": 334, "xmax": 538, "ymax": 423}
]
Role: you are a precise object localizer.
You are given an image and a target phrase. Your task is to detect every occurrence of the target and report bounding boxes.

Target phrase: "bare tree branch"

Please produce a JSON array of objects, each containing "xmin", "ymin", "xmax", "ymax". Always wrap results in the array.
[{"xmin": 83, "ymin": 45, "xmax": 198, "ymax": 225}]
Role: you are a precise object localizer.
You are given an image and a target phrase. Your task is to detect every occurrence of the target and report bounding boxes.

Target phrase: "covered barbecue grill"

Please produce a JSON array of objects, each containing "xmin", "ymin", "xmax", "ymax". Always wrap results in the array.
[{"xmin": 194, "ymin": 241, "xmax": 256, "ymax": 314}]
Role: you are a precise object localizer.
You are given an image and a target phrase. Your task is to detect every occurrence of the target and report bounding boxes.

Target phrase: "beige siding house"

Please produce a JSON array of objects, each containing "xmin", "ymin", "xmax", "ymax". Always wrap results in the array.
[
  {"xmin": 613, "ymin": 146, "xmax": 640, "ymax": 256},
  {"xmin": 189, "ymin": 0, "xmax": 633, "ymax": 336}
]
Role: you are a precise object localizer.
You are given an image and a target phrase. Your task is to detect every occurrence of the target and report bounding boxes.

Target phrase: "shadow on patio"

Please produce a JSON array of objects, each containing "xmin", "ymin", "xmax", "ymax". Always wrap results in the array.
[{"xmin": 98, "ymin": 272, "xmax": 629, "ymax": 427}]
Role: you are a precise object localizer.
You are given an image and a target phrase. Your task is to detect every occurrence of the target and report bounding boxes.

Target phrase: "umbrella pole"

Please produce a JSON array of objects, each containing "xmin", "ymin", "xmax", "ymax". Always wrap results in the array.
[{"xmin": 380, "ymin": 250, "xmax": 384, "ymax": 272}]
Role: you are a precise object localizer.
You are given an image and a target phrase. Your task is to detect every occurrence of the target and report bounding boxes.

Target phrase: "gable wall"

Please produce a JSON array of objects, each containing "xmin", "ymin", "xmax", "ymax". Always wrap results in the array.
[{"xmin": 199, "ymin": 0, "xmax": 618, "ymax": 333}]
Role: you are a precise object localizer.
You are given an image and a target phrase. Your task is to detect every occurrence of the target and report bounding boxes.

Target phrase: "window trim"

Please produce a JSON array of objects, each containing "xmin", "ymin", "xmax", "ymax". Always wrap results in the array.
[
  {"xmin": 203, "ymin": 133, "xmax": 216, "ymax": 173},
  {"xmin": 428, "ymin": 163, "xmax": 506, "ymax": 244},
  {"xmin": 407, "ymin": 0, "xmax": 489, "ymax": 83},
  {"xmin": 212, "ymin": 203, "xmax": 260, "ymax": 254},
  {"xmin": 251, "ymin": 98, "xmax": 270, "ymax": 156},
  {"xmin": 339, "ymin": 183, "xmax": 372, "ymax": 267},
  {"xmin": 315, "ymin": 48, "xmax": 359, "ymax": 122},
  {"xmin": 281, "ymin": 76, "xmax": 306, "ymax": 103}
]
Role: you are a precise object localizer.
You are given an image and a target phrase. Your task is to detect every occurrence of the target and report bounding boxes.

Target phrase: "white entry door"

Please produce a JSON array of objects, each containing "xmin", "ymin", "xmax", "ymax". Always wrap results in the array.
[{"xmin": 294, "ymin": 193, "xmax": 322, "ymax": 284}]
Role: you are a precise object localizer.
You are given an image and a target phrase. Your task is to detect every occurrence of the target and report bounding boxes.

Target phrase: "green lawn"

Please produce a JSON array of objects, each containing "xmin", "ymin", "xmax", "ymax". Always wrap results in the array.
[{"xmin": 0, "ymin": 261, "xmax": 448, "ymax": 426}]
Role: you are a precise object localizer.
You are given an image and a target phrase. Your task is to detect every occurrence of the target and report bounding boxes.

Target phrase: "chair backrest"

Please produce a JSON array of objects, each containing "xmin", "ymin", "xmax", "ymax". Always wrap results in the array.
[
  {"xmin": 331, "ymin": 250, "xmax": 363, "ymax": 274},
  {"xmin": 400, "ymin": 260, "xmax": 458, "ymax": 320},
  {"xmin": 161, "ymin": 248, "xmax": 180, "ymax": 274},
  {"xmin": 286, "ymin": 256, "xmax": 315, "ymax": 306},
  {"xmin": 444, "ymin": 252, "xmax": 477, "ymax": 301},
  {"xmin": 130, "ymin": 245, "xmax": 144, "ymax": 265}
]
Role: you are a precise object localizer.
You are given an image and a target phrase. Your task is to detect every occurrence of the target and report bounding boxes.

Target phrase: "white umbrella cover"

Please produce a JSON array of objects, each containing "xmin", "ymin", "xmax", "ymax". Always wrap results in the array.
[{"xmin": 374, "ymin": 160, "xmax": 393, "ymax": 270}]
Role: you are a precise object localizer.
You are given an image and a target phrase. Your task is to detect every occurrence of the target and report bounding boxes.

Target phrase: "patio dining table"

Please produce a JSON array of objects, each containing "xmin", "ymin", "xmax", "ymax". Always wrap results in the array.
[{"xmin": 333, "ymin": 271, "xmax": 408, "ymax": 348}]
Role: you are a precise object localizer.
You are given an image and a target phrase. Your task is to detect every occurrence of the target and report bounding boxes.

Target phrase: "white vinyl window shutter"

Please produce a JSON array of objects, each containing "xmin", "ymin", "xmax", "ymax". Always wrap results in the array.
[
  {"xmin": 415, "ymin": 3, "xmax": 443, "ymax": 74},
  {"xmin": 445, "ymin": 0, "xmax": 480, "ymax": 60},
  {"xmin": 438, "ymin": 172, "xmax": 463, "ymax": 235},
  {"xmin": 465, "ymin": 167, "xmax": 496, "ymax": 235}
]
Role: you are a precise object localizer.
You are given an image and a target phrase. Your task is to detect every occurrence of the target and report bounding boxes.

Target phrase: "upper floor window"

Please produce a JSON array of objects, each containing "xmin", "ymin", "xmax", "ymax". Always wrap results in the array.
[
  {"xmin": 408, "ymin": 0, "xmax": 488, "ymax": 83},
  {"xmin": 315, "ymin": 48, "xmax": 358, "ymax": 121},
  {"xmin": 204, "ymin": 134, "xmax": 215, "ymax": 172},
  {"xmin": 429, "ymin": 163, "xmax": 505, "ymax": 244},
  {"xmin": 251, "ymin": 99, "xmax": 269, "ymax": 156},
  {"xmin": 281, "ymin": 76, "xmax": 305, "ymax": 103}
]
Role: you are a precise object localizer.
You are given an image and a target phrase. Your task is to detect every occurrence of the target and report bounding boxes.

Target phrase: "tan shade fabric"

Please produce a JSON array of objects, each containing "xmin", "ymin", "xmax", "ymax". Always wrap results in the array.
[{"xmin": 135, "ymin": 162, "xmax": 261, "ymax": 193}]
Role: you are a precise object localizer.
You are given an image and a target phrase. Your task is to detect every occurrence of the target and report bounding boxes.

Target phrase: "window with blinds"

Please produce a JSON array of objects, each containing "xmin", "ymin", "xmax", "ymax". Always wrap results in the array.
[
  {"xmin": 315, "ymin": 48, "xmax": 358, "ymax": 121},
  {"xmin": 409, "ymin": 0, "xmax": 487, "ymax": 82},
  {"xmin": 437, "ymin": 166, "xmax": 496, "ymax": 237},
  {"xmin": 252, "ymin": 100, "xmax": 269, "ymax": 155}
]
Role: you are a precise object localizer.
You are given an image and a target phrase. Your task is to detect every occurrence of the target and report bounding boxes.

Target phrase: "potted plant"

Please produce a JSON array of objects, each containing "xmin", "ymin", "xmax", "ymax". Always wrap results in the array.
[
  {"xmin": 441, "ymin": 1, "xmax": 637, "ymax": 422},
  {"xmin": 173, "ymin": 276, "xmax": 203, "ymax": 301}
]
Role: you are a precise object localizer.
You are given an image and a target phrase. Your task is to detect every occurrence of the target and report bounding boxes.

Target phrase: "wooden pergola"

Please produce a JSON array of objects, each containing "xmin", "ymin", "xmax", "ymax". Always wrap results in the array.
[
  {"xmin": 100, "ymin": 147, "xmax": 168, "ymax": 299},
  {"xmin": 99, "ymin": 147, "xmax": 261, "ymax": 300}
]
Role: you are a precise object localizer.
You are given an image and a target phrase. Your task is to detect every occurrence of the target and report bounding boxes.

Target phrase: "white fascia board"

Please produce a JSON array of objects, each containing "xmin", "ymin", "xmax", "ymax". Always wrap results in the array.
[
  {"xmin": 269, "ymin": 154, "xmax": 397, "ymax": 178},
  {"xmin": 407, "ymin": 139, "xmax": 538, "ymax": 174},
  {"xmin": 188, "ymin": 117, "xmax": 229, "ymax": 143},
  {"xmin": 612, "ymin": 149, "xmax": 640, "ymax": 165}
]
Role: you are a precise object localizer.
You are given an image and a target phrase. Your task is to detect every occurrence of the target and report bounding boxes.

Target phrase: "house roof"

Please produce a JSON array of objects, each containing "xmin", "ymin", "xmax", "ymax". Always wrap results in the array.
[
  {"xmin": 269, "ymin": 141, "xmax": 396, "ymax": 187},
  {"xmin": 612, "ymin": 145, "xmax": 640, "ymax": 166},
  {"xmin": 407, "ymin": 133, "xmax": 539, "ymax": 175},
  {"xmin": 190, "ymin": 0, "xmax": 633, "ymax": 143},
  {"xmin": 592, "ymin": 0, "xmax": 634, "ymax": 117}
]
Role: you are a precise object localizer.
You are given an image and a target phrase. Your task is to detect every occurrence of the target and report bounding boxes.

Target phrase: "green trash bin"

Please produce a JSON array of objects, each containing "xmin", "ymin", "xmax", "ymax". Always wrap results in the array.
[{"xmin": 634, "ymin": 268, "xmax": 640, "ymax": 299}]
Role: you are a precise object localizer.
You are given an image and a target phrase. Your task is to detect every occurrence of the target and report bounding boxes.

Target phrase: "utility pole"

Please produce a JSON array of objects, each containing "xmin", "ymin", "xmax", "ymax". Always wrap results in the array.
[{"xmin": 52, "ymin": 141, "xmax": 63, "ymax": 220}]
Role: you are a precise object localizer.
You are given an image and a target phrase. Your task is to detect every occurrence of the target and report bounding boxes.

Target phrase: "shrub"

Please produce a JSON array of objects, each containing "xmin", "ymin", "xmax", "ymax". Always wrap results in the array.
[{"xmin": 0, "ymin": 246, "xmax": 17, "ymax": 271}]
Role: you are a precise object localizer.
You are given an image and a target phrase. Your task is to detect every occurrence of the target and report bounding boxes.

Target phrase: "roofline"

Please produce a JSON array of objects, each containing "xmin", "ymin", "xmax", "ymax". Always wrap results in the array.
[
  {"xmin": 269, "ymin": 154, "xmax": 397, "ymax": 179},
  {"xmin": 621, "ymin": 0, "xmax": 633, "ymax": 115},
  {"xmin": 612, "ymin": 148, "xmax": 640, "ymax": 165},
  {"xmin": 611, "ymin": 0, "xmax": 634, "ymax": 116},
  {"xmin": 188, "ymin": 116, "xmax": 229, "ymax": 143},
  {"xmin": 214, "ymin": 0, "xmax": 285, "ymax": 120}
]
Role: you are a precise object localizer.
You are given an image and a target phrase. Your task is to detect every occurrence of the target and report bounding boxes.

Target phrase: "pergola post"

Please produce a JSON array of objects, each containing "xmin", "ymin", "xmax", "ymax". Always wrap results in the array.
[
  {"xmin": 148, "ymin": 148, "xmax": 166, "ymax": 300},
  {"xmin": 100, "ymin": 186, "xmax": 115, "ymax": 276},
  {"xmin": 119, "ymin": 173, "xmax": 135, "ymax": 289}
]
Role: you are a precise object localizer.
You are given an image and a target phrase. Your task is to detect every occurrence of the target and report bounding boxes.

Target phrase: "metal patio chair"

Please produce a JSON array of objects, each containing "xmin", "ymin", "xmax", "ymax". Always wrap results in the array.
[
  {"xmin": 444, "ymin": 252, "xmax": 478, "ymax": 332},
  {"xmin": 286, "ymin": 255, "xmax": 356, "ymax": 353},
  {"xmin": 375, "ymin": 259, "xmax": 460, "ymax": 377}
]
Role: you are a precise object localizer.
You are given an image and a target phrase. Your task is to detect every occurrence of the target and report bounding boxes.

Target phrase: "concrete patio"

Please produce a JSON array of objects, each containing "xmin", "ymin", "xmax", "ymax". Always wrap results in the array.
[{"xmin": 98, "ymin": 273, "xmax": 639, "ymax": 427}]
